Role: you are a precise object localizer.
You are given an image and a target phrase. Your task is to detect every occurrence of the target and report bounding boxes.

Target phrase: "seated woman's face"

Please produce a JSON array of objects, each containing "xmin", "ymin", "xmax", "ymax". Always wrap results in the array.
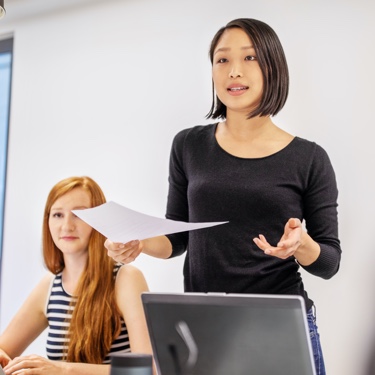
[{"xmin": 49, "ymin": 188, "xmax": 93, "ymax": 256}]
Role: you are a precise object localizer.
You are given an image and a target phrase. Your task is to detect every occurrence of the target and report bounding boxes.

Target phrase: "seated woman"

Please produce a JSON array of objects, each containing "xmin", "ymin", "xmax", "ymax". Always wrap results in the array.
[{"xmin": 0, "ymin": 176, "xmax": 154, "ymax": 375}]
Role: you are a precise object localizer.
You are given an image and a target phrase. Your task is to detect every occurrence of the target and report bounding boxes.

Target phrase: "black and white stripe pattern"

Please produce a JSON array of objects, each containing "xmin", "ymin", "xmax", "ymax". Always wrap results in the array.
[{"xmin": 46, "ymin": 265, "xmax": 130, "ymax": 363}]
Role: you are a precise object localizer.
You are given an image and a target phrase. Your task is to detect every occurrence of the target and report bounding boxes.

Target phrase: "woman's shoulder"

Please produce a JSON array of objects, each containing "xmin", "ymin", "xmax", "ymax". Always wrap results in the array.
[
  {"xmin": 116, "ymin": 264, "xmax": 147, "ymax": 284},
  {"xmin": 173, "ymin": 123, "xmax": 216, "ymax": 142},
  {"xmin": 26, "ymin": 273, "xmax": 55, "ymax": 313},
  {"xmin": 292, "ymin": 136, "xmax": 316, "ymax": 148},
  {"xmin": 290, "ymin": 136, "xmax": 330, "ymax": 157},
  {"xmin": 115, "ymin": 264, "xmax": 149, "ymax": 306},
  {"xmin": 288, "ymin": 137, "xmax": 335, "ymax": 176},
  {"xmin": 39, "ymin": 272, "xmax": 56, "ymax": 289},
  {"xmin": 171, "ymin": 124, "xmax": 217, "ymax": 156}
]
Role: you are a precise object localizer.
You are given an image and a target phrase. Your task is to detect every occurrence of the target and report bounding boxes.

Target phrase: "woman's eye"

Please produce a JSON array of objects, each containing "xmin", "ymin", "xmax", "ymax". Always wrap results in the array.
[
  {"xmin": 52, "ymin": 212, "xmax": 63, "ymax": 218},
  {"xmin": 217, "ymin": 58, "xmax": 228, "ymax": 64},
  {"xmin": 245, "ymin": 55, "xmax": 257, "ymax": 61}
]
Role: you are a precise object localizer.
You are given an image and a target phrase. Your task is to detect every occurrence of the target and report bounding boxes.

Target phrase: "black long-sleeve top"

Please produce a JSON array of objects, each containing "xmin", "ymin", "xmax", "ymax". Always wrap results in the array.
[{"xmin": 166, "ymin": 124, "xmax": 341, "ymax": 310}]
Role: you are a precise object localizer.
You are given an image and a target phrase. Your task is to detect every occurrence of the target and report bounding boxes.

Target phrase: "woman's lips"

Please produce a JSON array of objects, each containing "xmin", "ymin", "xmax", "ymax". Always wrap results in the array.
[
  {"xmin": 227, "ymin": 85, "xmax": 249, "ymax": 95},
  {"xmin": 61, "ymin": 236, "xmax": 78, "ymax": 241}
]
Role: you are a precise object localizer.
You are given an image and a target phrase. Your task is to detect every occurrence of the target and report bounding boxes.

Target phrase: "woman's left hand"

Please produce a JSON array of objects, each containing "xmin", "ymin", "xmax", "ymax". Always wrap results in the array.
[
  {"xmin": 253, "ymin": 218, "xmax": 302, "ymax": 259},
  {"xmin": 3, "ymin": 354, "xmax": 66, "ymax": 375}
]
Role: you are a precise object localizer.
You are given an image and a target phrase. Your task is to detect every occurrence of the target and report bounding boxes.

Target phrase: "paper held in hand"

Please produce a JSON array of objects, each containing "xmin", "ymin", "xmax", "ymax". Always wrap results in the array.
[{"xmin": 72, "ymin": 201, "xmax": 228, "ymax": 243}]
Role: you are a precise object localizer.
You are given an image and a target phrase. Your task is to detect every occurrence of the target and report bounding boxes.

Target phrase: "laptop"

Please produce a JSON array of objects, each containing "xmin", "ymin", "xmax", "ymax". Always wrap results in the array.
[{"xmin": 142, "ymin": 292, "xmax": 316, "ymax": 375}]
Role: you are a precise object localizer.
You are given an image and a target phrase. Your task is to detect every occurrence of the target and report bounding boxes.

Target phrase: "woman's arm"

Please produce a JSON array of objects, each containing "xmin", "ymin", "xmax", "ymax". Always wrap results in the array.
[
  {"xmin": 4, "ymin": 266, "xmax": 156, "ymax": 375},
  {"xmin": 115, "ymin": 265, "xmax": 157, "ymax": 374},
  {"xmin": 254, "ymin": 144, "xmax": 341, "ymax": 279},
  {"xmin": 0, "ymin": 273, "xmax": 52, "ymax": 361}
]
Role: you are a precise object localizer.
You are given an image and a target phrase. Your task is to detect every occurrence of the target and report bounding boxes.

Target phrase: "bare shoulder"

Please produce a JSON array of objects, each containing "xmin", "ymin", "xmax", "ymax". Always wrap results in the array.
[
  {"xmin": 12, "ymin": 273, "xmax": 55, "ymax": 317},
  {"xmin": 116, "ymin": 264, "xmax": 149, "ymax": 291},
  {"xmin": 31, "ymin": 273, "xmax": 55, "ymax": 306},
  {"xmin": 115, "ymin": 265, "xmax": 149, "ymax": 313},
  {"xmin": 117, "ymin": 264, "xmax": 145, "ymax": 280},
  {"xmin": 32, "ymin": 272, "xmax": 55, "ymax": 295},
  {"xmin": 40, "ymin": 272, "xmax": 55, "ymax": 287}
]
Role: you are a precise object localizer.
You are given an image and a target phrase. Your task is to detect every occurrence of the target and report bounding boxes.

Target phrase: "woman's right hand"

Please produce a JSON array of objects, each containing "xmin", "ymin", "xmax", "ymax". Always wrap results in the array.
[{"xmin": 104, "ymin": 239, "xmax": 143, "ymax": 264}]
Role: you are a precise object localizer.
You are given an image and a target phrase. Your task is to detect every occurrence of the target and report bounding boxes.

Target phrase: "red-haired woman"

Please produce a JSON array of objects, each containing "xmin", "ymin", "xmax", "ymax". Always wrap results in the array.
[{"xmin": 0, "ymin": 176, "xmax": 154, "ymax": 374}]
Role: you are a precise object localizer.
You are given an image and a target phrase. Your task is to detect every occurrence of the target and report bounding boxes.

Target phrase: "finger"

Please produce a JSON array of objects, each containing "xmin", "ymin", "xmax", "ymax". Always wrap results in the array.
[
  {"xmin": 118, "ymin": 240, "xmax": 140, "ymax": 253},
  {"xmin": 111, "ymin": 251, "xmax": 132, "ymax": 264},
  {"xmin": 125, "ymin": 248, "xmax": 142, "ymax": 262},
  {"xmin": 253, "ymin": 234, "xmax": 269, "ymax": 246},
  {"xmin": 112, "ymin": 241, "xmax": 142, "ymax": 264},
  {"xmin": 289, "ymin": 217, "xmax": 301, "ymax": 229},
  {"xmin": 253, "ymin": 237, "xmax": 264, "ymax": 249},
  {"xmin": 118, "ymin": 253, "xmax": 134, "ymax": 264},
  {"xmin": 0, "ymin": 359, "xmax": 9, "ymax": 367},
  {"xmin": 104, "ymin": 239, "xmax": 127, "ymax": 252},
  {"xmin": 3, "ymin": 361, "xmax": 24, "ymax": 374},
  {"xmin": 278, "ymin": 250, "xmax": 295, "ymax": 259},
  {"xmin": 120, "ymin": 247, "xmax": 142, "ymax": 264},
  {"xmin": 274, "ymin": 242, "xmax": 300, "ymax": 258},
  {"xmin": 278, "ymin": 239, "xmax": 300, "ymax": 250},
  {"xmin": 7, "ymin": 356, "xmax": 45, "ymax": 372},
  {"xmin": 106, "ymin": 241, "xmax": 136, "ymax": 258},
  {"xmin": 253, "ymin": 235, "xmax": 275, "ymax": 255}
]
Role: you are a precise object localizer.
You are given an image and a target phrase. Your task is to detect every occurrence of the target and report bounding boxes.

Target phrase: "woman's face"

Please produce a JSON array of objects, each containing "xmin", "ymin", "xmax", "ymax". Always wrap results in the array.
[
  {"xmin": 212, "ymin": 27, "xmax": 263, "ymax": 117},
  {"xmin": 49, "ymin": 187, "xmax": 93, "ymax": 257}
]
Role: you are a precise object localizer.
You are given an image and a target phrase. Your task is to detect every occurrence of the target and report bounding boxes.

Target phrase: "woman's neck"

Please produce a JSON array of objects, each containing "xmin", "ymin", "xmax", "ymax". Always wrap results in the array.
[
  {"xmin": 215, "ymin": 113, "xmax": 293, "ymax": 158},
  {"xmin": 61, "ymin": 253, "xmax": 87, "ymax": 295},
  {"xmin": 222, "ymin": 114, "xmax": 275, "ymax": 140}
]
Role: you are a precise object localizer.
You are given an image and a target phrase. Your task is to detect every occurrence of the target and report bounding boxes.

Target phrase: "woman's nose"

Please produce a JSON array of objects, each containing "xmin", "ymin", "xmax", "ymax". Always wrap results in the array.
[
  {"xmin": 229, "ymin": 63, "xmax": 243, "ymax": 78},
  {"xmin": 62, "ymin": 217, "xmax": 75, "ymax": 231}
]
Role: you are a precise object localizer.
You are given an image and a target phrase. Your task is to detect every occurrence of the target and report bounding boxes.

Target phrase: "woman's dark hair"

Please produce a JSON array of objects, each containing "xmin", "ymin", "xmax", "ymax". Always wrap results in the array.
[{"xmin": 206, "ymin": 18, "xmax": 289, "ymax": 120}]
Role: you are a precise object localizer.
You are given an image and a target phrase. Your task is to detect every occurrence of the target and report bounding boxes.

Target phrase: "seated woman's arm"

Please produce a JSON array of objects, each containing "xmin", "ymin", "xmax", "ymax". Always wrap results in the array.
[
  {"xmin": 115, "ymin": 264, "xmax": 156, "ymax": 374},
  {"xmin": 1, "ymin": 275, "xmax": 112, "ymax": 375},
  {"xmin": 0, "ymin": 273, "xmax": 51, "ymax": 362}
]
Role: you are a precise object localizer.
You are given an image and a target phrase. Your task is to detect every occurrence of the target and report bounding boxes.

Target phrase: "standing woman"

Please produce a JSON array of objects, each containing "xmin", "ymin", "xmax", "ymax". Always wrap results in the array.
[
  {"xmin": 0, "ymin": 176, "xmax": 154, "ymax": 374},
  {"xmin": 106, "ymin": 18, "xmax": 341, "ymax": 375}
]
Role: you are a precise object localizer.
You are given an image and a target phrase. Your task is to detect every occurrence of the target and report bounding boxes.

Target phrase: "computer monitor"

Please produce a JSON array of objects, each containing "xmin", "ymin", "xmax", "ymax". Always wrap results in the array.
[{"xmin": 142, "ymin": 292, "xmax": 316, "ymax": 375}]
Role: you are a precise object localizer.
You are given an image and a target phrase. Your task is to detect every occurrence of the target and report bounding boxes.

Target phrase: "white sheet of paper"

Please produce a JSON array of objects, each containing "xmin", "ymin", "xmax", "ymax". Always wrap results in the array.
[{"xmin": 72, "ymin": 201, "xmax": 228, "ymax": 243}]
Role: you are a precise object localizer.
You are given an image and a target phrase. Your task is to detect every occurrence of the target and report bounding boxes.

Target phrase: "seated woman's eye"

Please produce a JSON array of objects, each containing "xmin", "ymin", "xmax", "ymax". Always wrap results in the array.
[{"xmin": 245, "ymin": 55, "xmax": 257, "ymax": 61}]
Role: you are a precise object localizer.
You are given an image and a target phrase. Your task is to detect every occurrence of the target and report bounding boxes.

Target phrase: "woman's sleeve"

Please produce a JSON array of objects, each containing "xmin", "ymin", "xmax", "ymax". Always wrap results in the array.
[
  {"xmin": 300, "ymin": 144, "xmax": 342, "ymax": 279},
  {"xmin": 165, "ymin": 129, "xmax": 190, "ymax": 258}
]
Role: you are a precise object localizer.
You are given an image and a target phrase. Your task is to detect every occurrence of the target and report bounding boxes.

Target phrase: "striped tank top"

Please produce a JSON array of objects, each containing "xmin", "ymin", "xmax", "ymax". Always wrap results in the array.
[{"xmin": 46, "ymin": 264, "xmax": 131, "ymax": 363}]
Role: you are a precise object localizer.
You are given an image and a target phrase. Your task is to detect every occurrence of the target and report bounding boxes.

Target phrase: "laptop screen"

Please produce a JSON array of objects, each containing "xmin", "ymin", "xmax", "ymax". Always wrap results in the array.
[{"xmin": 142, "ymin": 292, "xmax": 316, "ymax": 375}]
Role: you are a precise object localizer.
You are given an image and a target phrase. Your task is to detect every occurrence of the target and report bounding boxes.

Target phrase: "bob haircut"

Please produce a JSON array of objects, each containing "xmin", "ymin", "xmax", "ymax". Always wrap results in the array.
[{"xmin": 206, "ymin": 18, "xmax": 289, "ymax": 120}]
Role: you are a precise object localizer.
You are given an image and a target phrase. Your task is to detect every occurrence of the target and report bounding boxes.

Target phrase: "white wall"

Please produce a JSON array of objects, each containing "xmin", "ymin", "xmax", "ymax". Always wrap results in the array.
[{"xmin": 1, "ymin": 0, "xmax": 374, "ymax": 374}]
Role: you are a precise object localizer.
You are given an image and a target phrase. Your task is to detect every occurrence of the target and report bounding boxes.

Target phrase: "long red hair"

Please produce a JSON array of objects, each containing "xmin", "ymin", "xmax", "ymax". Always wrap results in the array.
[{"xmin": 43, "ymin": 176, "xmax": 121, "ymax": 363}]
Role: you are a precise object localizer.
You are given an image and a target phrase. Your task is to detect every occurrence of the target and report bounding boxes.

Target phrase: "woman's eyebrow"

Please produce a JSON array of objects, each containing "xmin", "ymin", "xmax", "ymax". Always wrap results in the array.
[
  {"xmin": 71, "ymin": 206, "xmax": 90, "ymax": 211},
  {"xmin": 50, "ymin": 205, "xmax": 89, "ymax": 211},
  {"xmin": 214, "ymin": 45, "xmax": 255, "ymax": 56}
]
